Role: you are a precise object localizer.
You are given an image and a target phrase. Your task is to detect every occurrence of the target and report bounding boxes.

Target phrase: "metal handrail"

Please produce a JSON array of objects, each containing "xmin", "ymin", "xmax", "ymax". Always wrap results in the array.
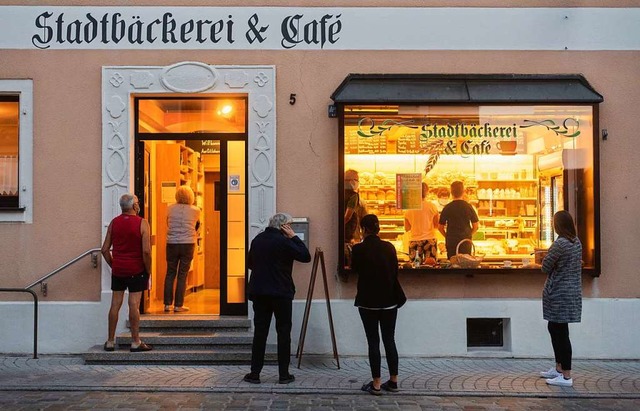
[
  {"xmin": 0, "ymin": 288, "xmax": 38, "ymax": 359},
  {"xmin": 0, "ymin": 248, "xmax": 100, "ymax": 359},
  {"xmin": 25, "ymin": 248, "xmax": 101, "ymax": 296}
]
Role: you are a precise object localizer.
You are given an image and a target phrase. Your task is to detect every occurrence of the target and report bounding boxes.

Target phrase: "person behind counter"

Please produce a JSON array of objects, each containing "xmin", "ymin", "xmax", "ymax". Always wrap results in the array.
[
  {"xmin": 344, "ymin": 169, "xmax": 366, "ymax": 242},
  {"xmin": 352, "ymin": 214, "xmax": 406, "ymax": 395},
  {"xmin": 539, "ymin": 210, "xmax": 582, "ymax": 387},
  {"xmin": 435, "ymin": 187, "xmax": 450, "ymax": 212},
  {"xmin": 404, "ymin": 182, "xmax": 439, "ymax": 265},
  {"xmin": 344, "ymin": 169, "xmax": 366, "ymax": 268},
  {"xmin": 438, "ymin": 181, "xmax": 479, "ymax": 259}
]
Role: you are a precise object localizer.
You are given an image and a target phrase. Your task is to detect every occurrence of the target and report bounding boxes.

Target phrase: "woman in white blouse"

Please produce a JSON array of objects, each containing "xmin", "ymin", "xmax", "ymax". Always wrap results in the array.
[{"xmin": 164, "ymin": 185, "xmax": 201, "ymax": 312}]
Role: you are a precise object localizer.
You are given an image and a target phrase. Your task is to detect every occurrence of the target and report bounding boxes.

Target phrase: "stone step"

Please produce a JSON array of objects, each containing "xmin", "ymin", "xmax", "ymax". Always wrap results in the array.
[
  {"xmin": 85, "ymin": 316, "xmax": 260, "ymax": 365},
  {"xmin": 115, "ymin": 331, "xmax": 254, "ymax": 348},
  {"xmin": 83, "ymin": 346, "xmax": 277, "ymax": 365},
  {"xmin": 138, "ymin": 315, "xmax": 251, "ymax": 331}
]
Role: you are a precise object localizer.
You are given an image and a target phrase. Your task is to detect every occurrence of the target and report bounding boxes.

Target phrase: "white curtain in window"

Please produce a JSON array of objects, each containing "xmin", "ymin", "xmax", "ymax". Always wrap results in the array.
[{"xmin": 0, "ymin": 155, "xmax": 18, "ymax": 195}]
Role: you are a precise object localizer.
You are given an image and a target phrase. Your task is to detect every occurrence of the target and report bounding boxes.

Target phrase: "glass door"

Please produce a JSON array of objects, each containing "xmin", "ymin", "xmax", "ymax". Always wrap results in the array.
[
  {"xmin": 133, "ymin": 96, "xmax": 248, "ymax": 316},
  {"xmin": 220, "ymin": 139, "xmax": 247, "ymax": 315}
]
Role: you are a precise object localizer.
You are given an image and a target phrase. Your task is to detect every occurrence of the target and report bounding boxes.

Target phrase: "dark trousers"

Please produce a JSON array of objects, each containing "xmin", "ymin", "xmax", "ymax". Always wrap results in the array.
[
  {"xmin": 164, "ymin": 243, "xmax": 195, "ymax": 307},
  {"xmin": 548, "ymin": 322, "xmax": 572, "ymax": 371},
  {"xmin": 250, "ymin": 296, "xmax": 292, "ymax": 377},
  {"xmin": 358, "ymin": 308, "xmax": 399, "ymax": 379},
  {"xmin": 446, "ymin": 237, "xmax": 472, "ymax": 259}
]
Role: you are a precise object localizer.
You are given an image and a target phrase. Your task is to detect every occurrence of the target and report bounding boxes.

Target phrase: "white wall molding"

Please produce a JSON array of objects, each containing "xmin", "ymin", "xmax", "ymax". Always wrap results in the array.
[{"xmin": 101, "ymin": 62, "xmax": 276, "ymax": 294}]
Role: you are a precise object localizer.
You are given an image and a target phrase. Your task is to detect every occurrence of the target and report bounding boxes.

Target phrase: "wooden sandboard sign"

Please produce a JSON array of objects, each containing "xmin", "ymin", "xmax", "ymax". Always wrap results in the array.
[{"xmin": 295, "ymin": 247, "xmax": 340, "ymax": 369}]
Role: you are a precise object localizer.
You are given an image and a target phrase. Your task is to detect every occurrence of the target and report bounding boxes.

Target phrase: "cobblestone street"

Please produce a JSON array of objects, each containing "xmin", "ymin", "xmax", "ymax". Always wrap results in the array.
[{"xmin": 1, "ymin": 355, "xmax": 640, "ymax": 409}]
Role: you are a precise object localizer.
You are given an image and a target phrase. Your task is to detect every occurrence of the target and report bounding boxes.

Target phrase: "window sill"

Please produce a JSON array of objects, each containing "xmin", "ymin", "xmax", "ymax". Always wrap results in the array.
[{"xmin": 0, "ymin": 207, "xmax": 26, "ymax": 212}]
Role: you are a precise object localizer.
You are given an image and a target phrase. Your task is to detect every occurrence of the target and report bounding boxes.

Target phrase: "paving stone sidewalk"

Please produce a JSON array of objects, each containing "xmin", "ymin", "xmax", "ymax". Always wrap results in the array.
[{"xmin": 0, "ymin": 356, "xmax": 639, "ymax": 399}]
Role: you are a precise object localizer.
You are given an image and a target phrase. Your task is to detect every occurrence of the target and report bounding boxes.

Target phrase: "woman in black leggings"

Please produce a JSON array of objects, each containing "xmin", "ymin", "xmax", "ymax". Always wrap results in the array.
[
  {"xmin": 351, "ymin": 214, "xmax": 406, "ymax": 395},
  {"xmin": 540, "ymin": 211, "xmax": 583, "ymax": 387}
]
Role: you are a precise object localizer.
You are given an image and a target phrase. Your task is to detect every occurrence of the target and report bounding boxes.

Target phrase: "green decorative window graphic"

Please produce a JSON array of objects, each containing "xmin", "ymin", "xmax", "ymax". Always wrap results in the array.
[{"xmin": 521, "ymin": 118, "xmax": 580, "ymax": 138}]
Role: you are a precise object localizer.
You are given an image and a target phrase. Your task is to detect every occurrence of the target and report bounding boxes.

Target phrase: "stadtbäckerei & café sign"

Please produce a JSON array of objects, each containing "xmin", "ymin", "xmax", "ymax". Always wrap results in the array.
[{"xmin": 0, "ymin": 7, "xmax": 638, "ymax": 50}]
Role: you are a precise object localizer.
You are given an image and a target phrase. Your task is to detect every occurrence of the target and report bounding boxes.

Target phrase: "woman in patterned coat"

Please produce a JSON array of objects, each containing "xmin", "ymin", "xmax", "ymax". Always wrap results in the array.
[{"xmin": 539, "ymin": 210, "xmax": 583, "ymax": 387}]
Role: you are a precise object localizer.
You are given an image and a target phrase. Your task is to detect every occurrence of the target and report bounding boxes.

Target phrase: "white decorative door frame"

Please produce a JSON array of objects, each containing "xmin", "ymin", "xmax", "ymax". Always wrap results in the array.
[{"xmin": 101, "ymin": 62, "xmax": 276, "ymax": 292}]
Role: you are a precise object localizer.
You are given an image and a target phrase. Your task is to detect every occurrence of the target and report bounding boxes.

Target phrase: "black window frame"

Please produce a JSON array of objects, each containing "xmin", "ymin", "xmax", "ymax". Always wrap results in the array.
[{"xmin": 333, "ymin": 74, "xmax": 602, "ymax": 278}]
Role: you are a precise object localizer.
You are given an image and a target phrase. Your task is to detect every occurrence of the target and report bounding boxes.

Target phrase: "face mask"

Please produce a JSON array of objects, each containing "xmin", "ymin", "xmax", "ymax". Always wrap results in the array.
[
  {"xmin": 438, "ymin": 199, "xmax": 449, "ymax": 206},
  {"xmin": 350, "ymin": 181, "xmax": 359, "ymax": 191}
]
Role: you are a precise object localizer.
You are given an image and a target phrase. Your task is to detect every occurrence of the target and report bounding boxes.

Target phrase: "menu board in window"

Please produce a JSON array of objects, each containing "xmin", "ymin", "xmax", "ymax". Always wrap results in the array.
[
  {"xmin": 396, "ymin": 133, "xmax": 424, "ymax": 154},
  {"xmin": 344, "ymin": 129, "xmax": 388, "ymax": 154}
]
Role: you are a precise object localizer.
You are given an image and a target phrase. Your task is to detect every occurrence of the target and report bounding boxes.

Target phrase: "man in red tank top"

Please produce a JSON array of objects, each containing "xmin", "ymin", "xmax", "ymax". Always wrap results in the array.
[{"xmin": 101, "ymin": 194, "xmax": 153, "ymax": 352}]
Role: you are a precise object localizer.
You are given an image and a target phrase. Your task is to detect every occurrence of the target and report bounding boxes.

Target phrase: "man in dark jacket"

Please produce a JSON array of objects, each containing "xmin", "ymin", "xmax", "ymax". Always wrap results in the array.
[{"xmin": 243, "ymin": 213, "xmax": 311, "ymax": 385}]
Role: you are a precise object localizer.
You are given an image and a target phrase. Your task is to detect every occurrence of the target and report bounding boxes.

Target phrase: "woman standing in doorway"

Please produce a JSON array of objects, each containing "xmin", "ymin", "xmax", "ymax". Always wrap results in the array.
[
  {"xmin": 164, "ymin": 185, "xmax": 201, "ymax": 313},
  {"xmin": 351, "ymin": 214, "xmax": 406, "ymax": 395},
  {"xmin": 540, "ymin": 210, "xmax": 583, "ymax": 387}
]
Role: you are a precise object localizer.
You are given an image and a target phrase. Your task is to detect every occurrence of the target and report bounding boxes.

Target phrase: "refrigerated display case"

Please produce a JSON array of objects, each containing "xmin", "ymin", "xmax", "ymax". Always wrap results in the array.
[{"xmin": 539, "ymin": 172, "xmax": 564, "ymax": 248}]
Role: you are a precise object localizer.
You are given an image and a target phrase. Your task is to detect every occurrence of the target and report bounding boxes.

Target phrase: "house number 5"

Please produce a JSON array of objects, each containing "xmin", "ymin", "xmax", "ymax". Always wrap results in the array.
[{"xmin": 289, "ymin": 93, "xmax": 297, "ymax": 105}]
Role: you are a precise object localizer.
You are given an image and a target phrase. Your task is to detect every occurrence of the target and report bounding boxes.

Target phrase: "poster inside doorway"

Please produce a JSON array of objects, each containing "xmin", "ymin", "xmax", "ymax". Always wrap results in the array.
[{"xmin": 161, "ymin": 181, "xmax": 177, "ymax": 203}]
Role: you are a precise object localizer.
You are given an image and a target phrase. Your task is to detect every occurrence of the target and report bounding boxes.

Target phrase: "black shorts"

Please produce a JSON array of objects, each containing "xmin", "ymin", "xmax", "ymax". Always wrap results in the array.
[{"xmin": 111, "ymin": 272, "xmax": 149, "ymax": 292}]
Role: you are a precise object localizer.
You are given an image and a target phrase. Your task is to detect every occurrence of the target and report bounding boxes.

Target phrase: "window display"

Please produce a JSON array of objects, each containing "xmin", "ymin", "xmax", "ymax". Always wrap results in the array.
[{"xmin": 341, "ymin": 105, "xmax": 595, "ymax": 271}]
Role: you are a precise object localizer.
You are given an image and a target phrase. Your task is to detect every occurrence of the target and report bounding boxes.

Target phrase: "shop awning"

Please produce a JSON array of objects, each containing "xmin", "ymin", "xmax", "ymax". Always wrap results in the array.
[{"xmin": 331, "ymin": 74, "xmax": 604, "ymax": 104}]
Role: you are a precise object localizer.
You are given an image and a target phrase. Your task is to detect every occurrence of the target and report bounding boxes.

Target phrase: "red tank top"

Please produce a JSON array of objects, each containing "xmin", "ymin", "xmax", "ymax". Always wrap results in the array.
[{"xmin": 111, "ymin": 214, "xmax": 145, "ymax": 277}]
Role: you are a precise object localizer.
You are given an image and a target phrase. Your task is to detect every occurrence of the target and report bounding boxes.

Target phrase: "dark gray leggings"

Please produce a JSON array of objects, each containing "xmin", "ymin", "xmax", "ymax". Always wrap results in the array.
[
  {"xmin": 164, "ymin": 243, "xmax": 195, "ymax": 307},
  {"xmin": 359, "ymin": 308, "xmax": 399, "ymax": 379},
  {"xmin": 548, "ymin": 321, "xmax": 572, "ymax": 371}
]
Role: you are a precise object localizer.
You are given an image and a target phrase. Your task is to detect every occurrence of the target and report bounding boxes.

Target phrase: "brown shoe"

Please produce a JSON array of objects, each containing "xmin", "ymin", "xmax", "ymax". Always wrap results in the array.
[{"xmin": 130, "ymin": 342, "xmax": 153, "ymax": 352}]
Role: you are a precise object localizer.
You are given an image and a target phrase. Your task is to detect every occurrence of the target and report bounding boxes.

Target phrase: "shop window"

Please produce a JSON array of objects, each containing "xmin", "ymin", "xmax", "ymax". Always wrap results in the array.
[
  {"xmin": 340, "ymin": 104, "xmax": 596, "ymax": 272},
  {"xmin": 0, "ymin": 80, "xmax": 33, "ymax": 223}
]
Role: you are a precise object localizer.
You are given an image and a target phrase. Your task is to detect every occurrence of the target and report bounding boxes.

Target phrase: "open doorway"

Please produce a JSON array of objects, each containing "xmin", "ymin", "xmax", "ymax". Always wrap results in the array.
[{"xmin": 133, "ymin": 96, "xmax": 248, "ymax": 316}]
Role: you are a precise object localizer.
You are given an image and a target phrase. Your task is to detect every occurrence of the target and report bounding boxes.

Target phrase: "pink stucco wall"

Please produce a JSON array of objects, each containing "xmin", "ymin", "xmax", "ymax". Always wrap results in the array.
[{"xmin": 0, "ymin": 2, "xmax": 639, "ymax": 301}]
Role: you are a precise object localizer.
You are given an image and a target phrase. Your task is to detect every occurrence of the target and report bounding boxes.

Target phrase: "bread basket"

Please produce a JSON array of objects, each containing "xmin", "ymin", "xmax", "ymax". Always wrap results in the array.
[{"xmin": 450, "ymin": 239, "xmax": 483, "ymax": 268}]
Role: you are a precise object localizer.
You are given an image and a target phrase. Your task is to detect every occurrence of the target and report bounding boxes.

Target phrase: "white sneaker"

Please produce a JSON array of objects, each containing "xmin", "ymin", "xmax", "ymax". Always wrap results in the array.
[
  {"xmin": 174, "ymin": 306, "xmax": 190, "ymax": 312},
  {"xmin": 545, "ymin": 375, "xmax": 573, "ymax": 387},
  {"xmin": 540, "ymin": 367, "xmax": 563, "ymax": 379}
]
